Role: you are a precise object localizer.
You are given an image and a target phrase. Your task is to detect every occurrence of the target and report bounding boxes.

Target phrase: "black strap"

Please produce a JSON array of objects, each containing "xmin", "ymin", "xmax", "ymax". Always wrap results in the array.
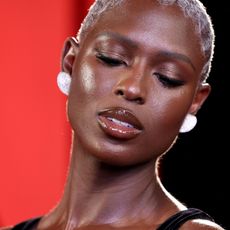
[
  {"xmin": 156, "ymin": 208, "xmax": 214, "ymax": 230},
  {"xmin": 11, "ymin": 208, "xmax": 214, "ymax": 230},
  {"xmin": 11, "ymin": 217, "xmax": 41, "ymax": 230}
]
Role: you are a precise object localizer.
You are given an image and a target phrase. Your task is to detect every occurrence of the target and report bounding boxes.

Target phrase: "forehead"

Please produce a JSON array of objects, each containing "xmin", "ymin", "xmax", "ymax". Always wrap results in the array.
[{"xmin": 89, "ymin": 0, "xmax": 198, "ymax": 47}]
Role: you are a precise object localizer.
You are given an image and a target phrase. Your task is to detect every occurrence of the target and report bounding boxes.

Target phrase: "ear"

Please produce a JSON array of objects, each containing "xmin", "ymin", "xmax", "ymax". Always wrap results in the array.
[
  {"xmin": 61, "ymin": 36, "xmax": 79, "ymax": 75},
  {"xmin": 189, "ymin": 82, "xmax": 211, "ymax": 114}
]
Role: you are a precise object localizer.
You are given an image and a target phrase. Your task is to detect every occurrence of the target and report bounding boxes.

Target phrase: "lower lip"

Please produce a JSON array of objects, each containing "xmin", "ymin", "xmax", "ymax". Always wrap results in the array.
[{"xmin": 97, "ymin": 116, "xmax": 142, "ymax": 140}]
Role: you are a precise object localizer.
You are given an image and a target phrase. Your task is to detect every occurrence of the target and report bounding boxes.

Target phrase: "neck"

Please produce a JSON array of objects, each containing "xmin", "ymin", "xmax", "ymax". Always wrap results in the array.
[{"xmin": 41, "ymin": 138, "xmax": 174, "ymax": 229}]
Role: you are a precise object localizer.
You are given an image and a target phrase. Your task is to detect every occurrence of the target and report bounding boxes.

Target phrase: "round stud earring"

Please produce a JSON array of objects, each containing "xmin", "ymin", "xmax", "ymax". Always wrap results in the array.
[
  {"xmin": 179, "ymin": 114, "xmax": 197, "ymax": 133},
  {"xmin": 57, "ymin": 71, "xmax": 71, "ymax": 95}
]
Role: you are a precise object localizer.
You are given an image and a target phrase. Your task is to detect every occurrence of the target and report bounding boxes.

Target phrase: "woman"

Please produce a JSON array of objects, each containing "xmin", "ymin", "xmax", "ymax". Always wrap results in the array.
[{"xmin": 1, "ymin": 0, "xmax": 225, "ymax": 229}]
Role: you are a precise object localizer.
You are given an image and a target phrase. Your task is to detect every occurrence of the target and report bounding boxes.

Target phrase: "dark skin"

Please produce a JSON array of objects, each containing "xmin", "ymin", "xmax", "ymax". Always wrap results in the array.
[{"xmin": 2, "ymin": 0, "xmax": 224, "ymax": 229}]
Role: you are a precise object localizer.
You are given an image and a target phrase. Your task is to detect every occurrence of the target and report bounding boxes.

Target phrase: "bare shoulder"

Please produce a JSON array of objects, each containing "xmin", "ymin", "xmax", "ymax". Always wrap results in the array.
[
  {"xmin": 180, "ymin": 219, "xmax": 225, "ymax": 230},
  {"xmin": 0, "ymin": 227, "xmax": 13, "ymax": 230}
]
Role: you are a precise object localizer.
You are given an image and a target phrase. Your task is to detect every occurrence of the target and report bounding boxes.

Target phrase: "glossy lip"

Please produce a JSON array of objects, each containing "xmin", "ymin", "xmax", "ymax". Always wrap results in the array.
[{"xmin": 97, "ymin": 107, "xmax": 143, "ymax": 140}]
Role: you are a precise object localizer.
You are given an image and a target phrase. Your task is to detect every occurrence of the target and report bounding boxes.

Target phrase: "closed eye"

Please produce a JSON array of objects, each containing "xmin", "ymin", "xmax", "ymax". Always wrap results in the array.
[
  {"xmin": 96, "ymin": 53, "xmax": 125, "ymax": 67},
  {"xmin": 154, "ymin": 73, "xmax": 185, "ymax": 88}
]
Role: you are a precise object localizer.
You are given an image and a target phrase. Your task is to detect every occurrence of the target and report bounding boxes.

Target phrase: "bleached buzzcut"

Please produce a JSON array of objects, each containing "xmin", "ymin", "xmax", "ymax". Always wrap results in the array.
[{"xmin": 77, "ymin": 0, "xmax": 215, "ymax": 82}]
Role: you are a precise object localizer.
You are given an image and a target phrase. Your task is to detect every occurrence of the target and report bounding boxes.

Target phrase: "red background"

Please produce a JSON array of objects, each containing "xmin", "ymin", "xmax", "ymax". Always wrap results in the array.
[{"xmin": 0, "ymin": 0, "xmax": 93, "ymax": 227}]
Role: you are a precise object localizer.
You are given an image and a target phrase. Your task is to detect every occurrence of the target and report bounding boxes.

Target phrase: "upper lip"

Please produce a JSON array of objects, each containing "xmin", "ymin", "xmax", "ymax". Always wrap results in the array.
[{"xmin": 98, "ymin": 107, "xmax": 144, "ymax": 130}]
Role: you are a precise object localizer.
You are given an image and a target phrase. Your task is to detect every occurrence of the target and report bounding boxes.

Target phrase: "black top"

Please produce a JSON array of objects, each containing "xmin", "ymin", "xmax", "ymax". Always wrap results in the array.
[
  {"xmin": 11, "ymin": 208, "xmax": 215, "ymax": 230},
  {"xmin": 156, "ymin": 208, "xmax": 214, "ymax": 230},
  {"xmin": 11, "ymin": 217, "xmax": 40, "ymax": 230}
]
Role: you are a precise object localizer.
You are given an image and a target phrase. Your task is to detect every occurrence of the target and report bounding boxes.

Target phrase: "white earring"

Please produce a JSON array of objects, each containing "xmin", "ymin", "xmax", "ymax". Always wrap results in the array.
[
  {"xmin": 57, "ymin": 71, "xmax": 71, "ymax": 95},
  {"xmin": 179, "ymin": 114, "xmax": 197, "ymax": 133}
]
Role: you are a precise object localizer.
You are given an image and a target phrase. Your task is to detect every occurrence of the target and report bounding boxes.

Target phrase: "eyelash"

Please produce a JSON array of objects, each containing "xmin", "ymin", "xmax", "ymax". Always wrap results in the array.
[
  {"xmin": 154, "ymin": 73, "xmax": 185, "ymax": 88},
  {"xmin": 96, "ymin": 53, "xmax": 184, "ymax": 88},
  {"xmin": 96, "ymin": 53, "xmax": 125, "ymax": 67}
]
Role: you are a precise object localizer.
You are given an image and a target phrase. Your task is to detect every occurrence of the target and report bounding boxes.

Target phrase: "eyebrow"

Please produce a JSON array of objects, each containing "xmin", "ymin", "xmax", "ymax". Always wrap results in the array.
[
  {"xmin": 96, "ymin": 31, "xmax": 138, "ymax": 49},
  {"xmin": 156, "ymin": 51, "xmax": 196, "ymax": 71},
  {"xmin": 96, "ymin": 31, "xmax": 196, "ymax": 71}
]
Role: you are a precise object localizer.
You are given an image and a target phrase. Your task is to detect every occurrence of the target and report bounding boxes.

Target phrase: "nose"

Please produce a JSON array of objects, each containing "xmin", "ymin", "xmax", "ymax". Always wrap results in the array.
[{"xmin": 113, "ymin": 69, "xmax": 147, "ymax": 105}]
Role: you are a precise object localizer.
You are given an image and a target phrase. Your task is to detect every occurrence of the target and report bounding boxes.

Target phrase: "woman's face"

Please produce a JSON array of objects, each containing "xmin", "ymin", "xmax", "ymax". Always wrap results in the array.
[{"xmin": 66, "ymin": 0, "xmax": 208, "ymax": 166}]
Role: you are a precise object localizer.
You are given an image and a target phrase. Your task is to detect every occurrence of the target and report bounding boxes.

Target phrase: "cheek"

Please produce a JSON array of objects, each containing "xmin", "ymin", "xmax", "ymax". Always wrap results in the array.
[
  {"xmin": 147, "ymin": 88, "xmax": 194, "ymax": 133},
  {"xmin": 75, "ymin": 61, "xmax": 115, "ymax": 99},
  {"xmin": 160, "ymin": 92, "xmax": 194, "ymax": 130},
  {"xmin": 78, "ymin": 63, "xmax": 96, "ymax": 95},
  {"xmin": 67, "ymin": 63, "xmax": 96, "ymax": 129}
]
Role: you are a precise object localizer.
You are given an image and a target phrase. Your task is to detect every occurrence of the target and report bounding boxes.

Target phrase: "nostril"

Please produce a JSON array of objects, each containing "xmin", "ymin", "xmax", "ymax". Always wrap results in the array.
[
  {"xmin": 136, "ymin": 97, "xmax": 144, "ymax": 105},
  {"xmin": 116, "ymin": 89, "xmax": 124, "ymax": 96},
  {"xmin": 114, "ymin": 88, "xmax": 145, "ymax": 104}
]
